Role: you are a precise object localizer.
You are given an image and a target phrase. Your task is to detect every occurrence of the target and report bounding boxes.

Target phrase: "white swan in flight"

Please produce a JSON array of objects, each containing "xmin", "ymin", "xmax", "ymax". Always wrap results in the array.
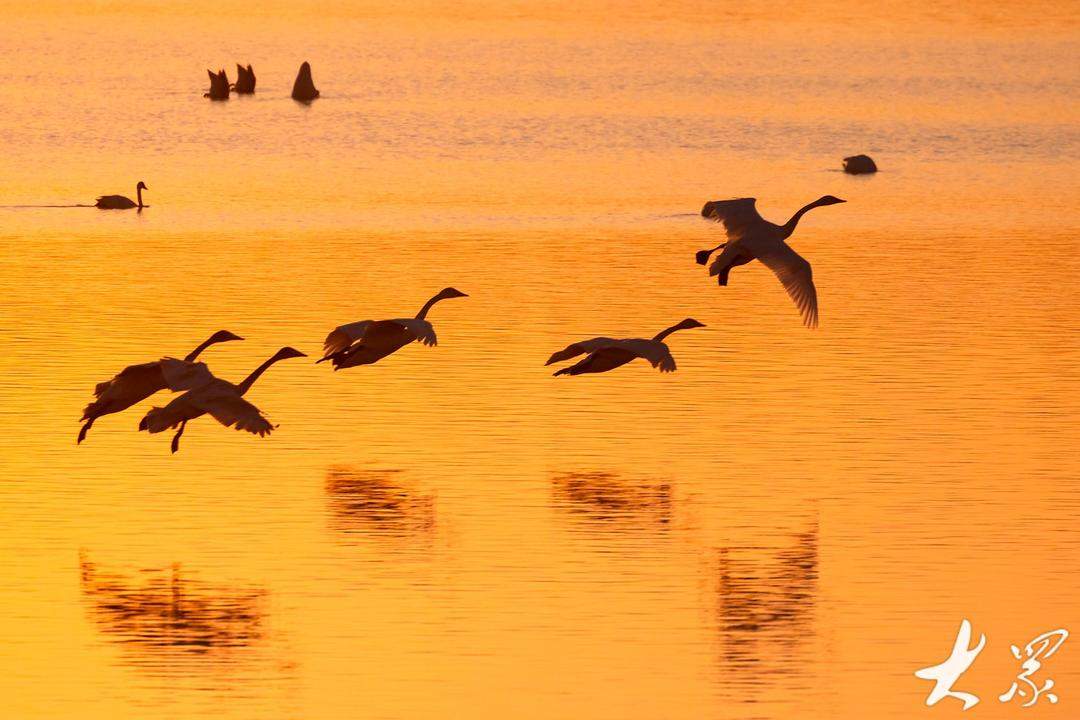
[
  {"xmin": 138, "ymin": 346, "xmax": 306, "ymax": 453},
  {"xmin": 317, "ymin": 287, "xmax": 468, "ymax": 370},
  {"xmin": 95, "ymin": 181, "xmax": 147, "ymax": 210},
  {"xmin": 78, "ymin": 330, "xmax": 243, "ymax": 444},
  {"xmin": 694, "ymin": 195, "xmax": 845, "ymax": 329},
  {"xmin": 546, "ymin": 318, "xmax": 705, "ymax": 376}
]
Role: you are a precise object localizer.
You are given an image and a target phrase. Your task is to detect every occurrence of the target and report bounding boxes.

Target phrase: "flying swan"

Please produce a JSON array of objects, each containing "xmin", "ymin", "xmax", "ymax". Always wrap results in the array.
[
  {"xmin": 694, "ymin": 196, "xmax": 845, "ymax": 328},
  {"xmin": 546, "ymin": 318, "xmax": 705, "ymax": 376},
  {"xmin": 317, "ymin": 287, "xmax": 468, "ymax": 370},
  {"xmin": 138, "ymin": 346, "xmax": 306, "ymax": 453}
]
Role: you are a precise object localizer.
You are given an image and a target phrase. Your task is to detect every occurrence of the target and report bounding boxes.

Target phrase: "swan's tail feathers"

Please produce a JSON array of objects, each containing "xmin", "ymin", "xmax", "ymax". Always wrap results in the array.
[
  {"xmin": 81, "ymin": 397, "xmax": 109, "ymax": 422},
  {"xmin": 77, "ymin": 419, "xmax": 94, "ymax": 445}
]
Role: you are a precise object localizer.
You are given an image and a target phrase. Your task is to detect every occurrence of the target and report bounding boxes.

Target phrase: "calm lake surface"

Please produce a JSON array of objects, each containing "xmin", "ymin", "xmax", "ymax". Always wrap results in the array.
[{"xmin": 0, "ymin": 1, "xmax": 1078, "ymax": 717}]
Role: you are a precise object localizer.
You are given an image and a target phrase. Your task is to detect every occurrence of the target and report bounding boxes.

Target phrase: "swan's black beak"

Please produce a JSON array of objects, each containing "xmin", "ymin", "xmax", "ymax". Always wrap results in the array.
[{"xmin": 695, "ymin": 250, "xmax": 712, "ymax": 266}]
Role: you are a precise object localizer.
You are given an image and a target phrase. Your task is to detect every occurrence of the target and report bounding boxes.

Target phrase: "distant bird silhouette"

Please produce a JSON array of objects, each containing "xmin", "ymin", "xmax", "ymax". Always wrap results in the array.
[
  {"xmin": 95, "ymin": 181, "xmax": 147, "ymax": 210},
  {"xmin": 139, "ymin": 347, "xmax": 306, "ymax": 453},
  {"xmin": 78, "ymin": 330, "xmax": 242, "ymax": 444},
  {"xmin": 546, "ymin": 318, "xmax": 705, "ymax": 376},
  {"xmin": 842, "ymin": 154, "xmax": 877, "ymax": 174},
  {"xmin": 231, "ymin": 64, "xmax": 256, "ymax": 94},
  {"xmin": 204, "ymin": 68, "xmax": 230, "ymax": 100},
  {"xmin": 318, "ymin": 288, "xmax": 468, "ymax": 370},
  {"xmin": 291, "ymin": 61, "xmax": 320, "ymax": 102},
  {"xmin": 695, "ymin": 196, "xmax": 846, "ymax": 328}
]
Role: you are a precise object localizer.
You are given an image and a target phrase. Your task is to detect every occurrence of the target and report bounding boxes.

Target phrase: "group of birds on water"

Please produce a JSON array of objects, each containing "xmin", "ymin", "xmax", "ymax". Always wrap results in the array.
[
  {"xmin": 203, "ymin": 61, "xmax": 320, "ymax": 102},
  {"xmin": 79, "ymin": 181, "xmax": 869, "ymax": 453}
]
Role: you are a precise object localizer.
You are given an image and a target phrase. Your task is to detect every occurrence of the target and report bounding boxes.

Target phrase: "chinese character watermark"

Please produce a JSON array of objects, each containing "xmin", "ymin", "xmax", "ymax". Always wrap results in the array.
[
  {"xmin": 999, "ymin": 629, "xmax": 1069, "ymax": 707},
  {"xmin": 915, "ymin": 619, "xmax": 1068, "ymax": 711}
]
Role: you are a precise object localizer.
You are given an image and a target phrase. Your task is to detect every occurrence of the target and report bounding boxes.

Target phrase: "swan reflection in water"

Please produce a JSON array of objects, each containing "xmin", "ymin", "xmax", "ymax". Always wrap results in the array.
[
  {"xmin": 325, "ymin": 466, "xmax": 436, "ymax": 541},
  {"xmin": 714, "ymin": 522, "xmax": 819, "ymax": 689},
  {"xmin": 78, "ymin": 552, "xmax": 267, "ymax": 660},
  {"xmin": 551, "ymin": 472, "xmax": 673, "ymax": 530}
]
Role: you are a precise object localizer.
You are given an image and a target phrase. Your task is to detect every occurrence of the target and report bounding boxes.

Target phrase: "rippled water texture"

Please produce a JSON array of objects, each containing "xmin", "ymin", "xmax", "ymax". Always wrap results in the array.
[{"xmin": 0, "ymin": 1, "xmax": 1078, "ymax": 718}]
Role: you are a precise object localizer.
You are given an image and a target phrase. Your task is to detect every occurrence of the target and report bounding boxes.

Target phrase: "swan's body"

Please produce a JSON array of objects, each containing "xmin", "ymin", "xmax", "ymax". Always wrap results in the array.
[
  {"xmin": 95, "ymin": 181, "xmax": 147, "ymax": 210},
  {"xmin": 695, "ymin": 195, "xmax": 845, "ymax": 329},
  {"xmin": 78, "ymin": 330, "xmax": 242, "ymax": 444},
  {"xmin": 318, "ymin": 288, "xmax": 468, "ymax": 370},
  {"xmin": 138, "ymin": 347, "xmax": 306, "ymax": 453},
  {"xmin": 843, "ymin": 154, "xmax": 877, "ymax": 174},
  {"xmin": 546, "ymin": 319, "xmax": 705, "ymax": 376},
  {"xmin": 204, "ymin": 68, "xmax": 230, "ymax": 99},
  {"xmin": 232, "ymin": 64, "xmax": 256, "ymax": 94},
  {"xmin": 291, "ymin": 61, "xmax": 319, "ymax": 102}
]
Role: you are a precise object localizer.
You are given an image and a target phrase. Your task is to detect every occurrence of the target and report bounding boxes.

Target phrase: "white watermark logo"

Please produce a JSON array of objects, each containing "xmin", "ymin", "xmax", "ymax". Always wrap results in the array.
[{"xmin": 915, "ymin": 619, "xmax": 1068, "ymax": 711}]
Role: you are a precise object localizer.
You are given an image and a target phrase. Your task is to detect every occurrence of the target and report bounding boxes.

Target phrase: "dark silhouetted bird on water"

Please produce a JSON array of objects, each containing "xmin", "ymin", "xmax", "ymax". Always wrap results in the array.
[
  {"xmin": 95, "ymin": 181, "xmax": 147, "ymax": 210},
  {"xmin": 204, "ymin": 68, "xmax": 230, "ymax": 99},
  {"xmin": 546, "ymin": 318, "xmax": 705, "ymax": 376},
  {"xmin": 291, "ymin": 61, "xmax": 320, "ymax": 102},
  {"xmin": 232, "ymin": 64, "xmax": 256, "ymax": 93},
  {"xmin": 695, "ymin": 196, "xmax": 846, "ymax": 329},
  {"xmin": 842, "ymin": 154, "xmax": 877, "ymax": 174}
]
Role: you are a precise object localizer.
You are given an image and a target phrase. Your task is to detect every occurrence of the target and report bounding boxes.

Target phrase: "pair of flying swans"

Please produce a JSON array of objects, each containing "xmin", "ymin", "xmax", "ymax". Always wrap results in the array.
[
  {"xmin": 546, "ymin": 195, "xmax": 845, "ymax": 376},
  {"xmin": 79, "ymin": 331, "xmax": 306, "ymax": 452}
]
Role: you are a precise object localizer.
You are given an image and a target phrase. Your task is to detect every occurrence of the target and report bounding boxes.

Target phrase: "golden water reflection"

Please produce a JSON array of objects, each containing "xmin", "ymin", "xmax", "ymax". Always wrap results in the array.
[
  {"xmin": 79, "ymin": 552, "xmax": 267, "ymax": 664},
  {"xmin": 551, "ymin": 471, "xmax": 673, "ymax": 531},
  {"xmin": 714, "ymin": 523, "xmax": 819, "ymax": 694},
  {"xmin": 325, "ymin": 466, "xmax": 437, "ymax": 541}
]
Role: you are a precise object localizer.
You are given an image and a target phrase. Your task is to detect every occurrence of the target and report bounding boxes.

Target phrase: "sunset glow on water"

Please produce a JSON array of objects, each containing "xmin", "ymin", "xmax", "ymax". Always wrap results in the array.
[{"xmin": 0, "ymin": 2, "xmax": 1077, "ymax": 718}]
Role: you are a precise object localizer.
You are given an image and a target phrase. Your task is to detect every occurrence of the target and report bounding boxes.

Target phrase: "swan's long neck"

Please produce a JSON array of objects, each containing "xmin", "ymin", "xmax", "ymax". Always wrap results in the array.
[
  {"xmin": 652, "ymin": 323, "xmax": 685, "ymax": 342},
  {"xmin": 779, "ymin": 199, "xmax": 825, "ymax": 239},
  {"xmin": 415, "ymin": 293, "xmax": 445, "ymax": 321},
  {"xmin": 136, "ymin": 185, "xmax": 143, "ymax": 209},
  {"xmin": 183, "ymin": 335, "xmax": 219, "ymax": 362},
  {"xmin": 237, "ymin": 355, "xmax": 283, "ymax": 396}
]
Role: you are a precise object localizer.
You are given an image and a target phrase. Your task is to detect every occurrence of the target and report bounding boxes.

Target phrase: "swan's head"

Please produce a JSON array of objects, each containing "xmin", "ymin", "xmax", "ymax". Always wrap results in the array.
[
  {"xmin": 438, "ymin": 287, "xmax": 469, "ymax": 299},
  {"xmin": 676, "ymin": 318, "xmax": 706, "ymax": 331},
  {"xmin": 137, "ymin": 181, "xmax": 148, "ymax": 191},
  {"xmin": 208, "ymin": 330, "xmax": 243, "ymax": 344},
  {"xmin": 272, "ymin": 346, "xmax": 308, "ymax": 362},
  {"xmin": 816, "ymin": 195, "xmax": 845, "ymax": 206}
]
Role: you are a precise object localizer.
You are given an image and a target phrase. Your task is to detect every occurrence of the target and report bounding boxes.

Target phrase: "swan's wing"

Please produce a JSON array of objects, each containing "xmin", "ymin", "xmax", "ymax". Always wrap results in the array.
[
  {"xmin": 158, "ymin": 358, "xmax": 217, "ymax": 391},
  {"xmin": 614, "ymin": 339, "xmax": 677, "ymax": 373},
  {"xmin": 188, "ymin": 391, "xmax": 275, "ymax": 437},
  {"xmin": 323, "ymin": 321, "xmax": 372, "ymax": 356},
  {"xmin": 545, "ymin": 337, "xmax": 619, "ymax": 365},
  {"xmin": 95, "ymin": 361, "xmax": 166, "ymax": 399},
  {"xmin": 701, "ymin": 198, "xmax": 763, "ymax": 239},
  {"xmin": 757, "ymin": 242, "xmax": 819, "ymax": 329},
  {"xmin": 389, "ymin": 318, "xmax": 437, "ymax": 347}
]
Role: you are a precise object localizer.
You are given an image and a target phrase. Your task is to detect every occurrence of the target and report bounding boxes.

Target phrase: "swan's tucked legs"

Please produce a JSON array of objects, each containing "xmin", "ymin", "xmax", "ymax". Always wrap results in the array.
[
  {"xmin": 170, "ymin": 421, "xmax": 187, "ymax": 454},
  {"xmin": 77, "ymin": 418, "xmax": 95, "ymax": 444}
]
